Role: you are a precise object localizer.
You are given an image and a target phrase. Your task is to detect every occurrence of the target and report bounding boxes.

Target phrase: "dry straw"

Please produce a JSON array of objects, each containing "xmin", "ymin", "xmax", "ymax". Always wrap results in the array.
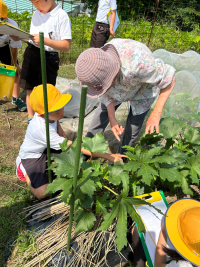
[{"xmin": 13, "ymin": 196, "xmax": 133, "ymax": 267}]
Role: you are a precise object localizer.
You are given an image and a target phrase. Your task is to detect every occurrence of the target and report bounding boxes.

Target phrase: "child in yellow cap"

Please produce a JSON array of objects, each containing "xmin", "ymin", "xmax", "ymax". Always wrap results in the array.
[
  {"xmin": 0, "ymin": 0, "xmax": 26, "ymax": 111},
  {"xmin": 17, "ymin": 84, "xmax": 125, "ymax": 199},
  {"xmin": 131, "ymin": 198, "xmax": 200, "ymax": 267}
]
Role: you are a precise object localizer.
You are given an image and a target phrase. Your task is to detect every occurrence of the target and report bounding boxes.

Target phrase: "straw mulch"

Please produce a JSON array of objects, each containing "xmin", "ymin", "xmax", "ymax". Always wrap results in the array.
[{"xmin": 12, "ymin": 196, "xmax": 133, "ymax": 267}]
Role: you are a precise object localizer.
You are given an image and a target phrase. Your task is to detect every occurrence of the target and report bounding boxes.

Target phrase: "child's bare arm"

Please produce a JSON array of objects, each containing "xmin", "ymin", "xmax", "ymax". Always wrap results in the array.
[
  {"xmin": 154, "ymin": 221, "xmax": 167, "ymax": 267},
  {"xmin": 57, "ymin": 121, "xmax": 66, "ymax": 138},
  {"xmin": 110, "ymin": 10, "xmax": 116, "ymax": 37},
  {"xmin": 81, "ymin": 147, "xmax": 126, "ymax": 162},
  {"xmin": 31, "ymin": 34, "xmax": 71, "ymax": 52}
]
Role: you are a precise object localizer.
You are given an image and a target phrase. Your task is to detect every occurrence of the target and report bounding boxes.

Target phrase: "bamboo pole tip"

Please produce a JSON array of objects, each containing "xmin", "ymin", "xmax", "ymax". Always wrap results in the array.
[{"xmin": 81, "ymin": 85, "xmax": 88, "ymax": 90}]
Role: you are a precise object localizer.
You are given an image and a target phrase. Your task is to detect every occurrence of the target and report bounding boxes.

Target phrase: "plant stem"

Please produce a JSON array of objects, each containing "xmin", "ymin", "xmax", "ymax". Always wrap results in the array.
[
  {"xmin": 39, "ymin": 33, "xmax": 52, "ymax": 191},
  {"xmin": 67, "ymin": 86, "xmax": 87, "ymax": 252},
  {"xmin": 103, "ymin": 186, "xmax": 118, "ymax": 196}
]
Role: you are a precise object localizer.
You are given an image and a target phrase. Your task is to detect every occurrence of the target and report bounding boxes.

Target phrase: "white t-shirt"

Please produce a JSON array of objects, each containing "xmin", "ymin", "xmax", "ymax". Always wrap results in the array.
[
  {"xmin": 19, "ymin": 113, "xmax": 65, "ymax": 159},
  {"xmin": 0, "ymin": 18, "xmax": 22, "ymax": 48},
  {"xmin": 96, "ymin": 0, "xmax": 117, "ymax": 24},
  {"xmin": 166, "ymin": 260, "xmax": 193, "ymax": 267},
  {"xmin": 29, "ymin": 4, "xmax": 71, "ymax": 52}
]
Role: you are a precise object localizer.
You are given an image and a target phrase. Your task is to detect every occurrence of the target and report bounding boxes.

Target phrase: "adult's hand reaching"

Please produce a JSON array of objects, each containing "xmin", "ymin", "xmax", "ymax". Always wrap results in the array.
[
  {"xmin": 111, "ymin": 120, "xmax": 124, "ymax": 141},
  {"xmin": 145, "ymin": 111, "xmax": 161, "ymax": 135}
]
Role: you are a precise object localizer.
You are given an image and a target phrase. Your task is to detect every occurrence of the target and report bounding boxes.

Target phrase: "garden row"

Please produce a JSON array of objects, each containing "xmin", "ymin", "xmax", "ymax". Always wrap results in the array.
[
  {"xmin": 8, "ymin": 10, "xmax": 200, "ymax": 64},
  {"xmin": 46, "ymin": 104, "xmax": 200, "ymax": 252}
]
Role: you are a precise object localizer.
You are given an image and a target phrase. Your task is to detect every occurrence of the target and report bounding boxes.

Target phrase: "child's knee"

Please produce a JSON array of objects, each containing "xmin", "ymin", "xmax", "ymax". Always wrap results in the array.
[
  {"xmin": 31, "ymin": 185, "xmax": 49, "ymax": 200},
  {"xmin": 34, "ymin": 191, "xmax": 49, "ymax": 200}
]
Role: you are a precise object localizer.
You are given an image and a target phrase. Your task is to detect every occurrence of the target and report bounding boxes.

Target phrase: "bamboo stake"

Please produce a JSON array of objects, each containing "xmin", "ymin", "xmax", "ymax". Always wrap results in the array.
[
  {"xmin": 39, "ymin": 32, "xmax": 52, "ymax": 188},
  {"xmin": 67, "ymin": 85, "xmax": 87, "ymax": 251}
]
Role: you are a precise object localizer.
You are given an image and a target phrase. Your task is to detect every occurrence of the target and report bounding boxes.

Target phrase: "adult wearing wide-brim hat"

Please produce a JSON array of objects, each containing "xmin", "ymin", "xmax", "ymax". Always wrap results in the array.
[
  {"xmin": 76, "ymin": 38, "xmax": 176, "ymax": 154},
  {"xmin": 155, "ymin": 198, "xmax": 200, "ymax": 267}
]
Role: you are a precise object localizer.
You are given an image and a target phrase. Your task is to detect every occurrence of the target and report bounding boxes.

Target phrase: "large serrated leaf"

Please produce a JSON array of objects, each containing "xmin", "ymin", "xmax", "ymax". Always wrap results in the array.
[
  {"xmin": 179, "ymin": 172, "xmax": 193, "ymax": 195},
  {"xmin": 59, "ymin": 138, "xmax": 69, "ymax": 152},
  {"xmin": 121, "ymin": 173, "xmax": 130, "ymax": 197},
  {"xmin": 52, "ymin": 147, "xmax": 83, "ymax": 178},
  {"xmin": 122, "ymin": 145, "xmax": 138, "ymax": 154},
  {"xmin": 96, "ymin": 200, "xmax": 108, "ymax": 216},
  {"xmin": 159, "ymin": 168, "xmax": 182, "ymax": 182},
  {"xmin": 124, "ymin": 161, "xmax": 141, "ymax": 172},
  {"xmin": 75, "ymin": 210, "xmax": 96, "ymax": 233},
  {"xmin": 91, "ymin": 160, "xmax": 101, "ymax": 171},
  {"xmin": 150, "ymin": 155, "xmax": 176, "ymax": 164},
  {"xmin": 45, "ymin": 177, "xmax": 73, "ymax": 194},
  {"xmin": 122, "ymin": 197, "xmax": 145, "ymax": 233},
  {"xmin": 107, "ymin": 166, "xmax": 123, "ymax": 186},
  {"xmin": 82, "ymin": 134, "xmax": 108, "ymax": 153},
  {"xmin": 98, "ymin": 199, "xmax": 120, "ymax": 231},
  {"xmin": 96, "ymin": 192, "xmax": 110, "ymax": 216},
  {"xmin": 141, "ymin": 147, "xmax": 162, "ymax": 162},
  {"xmin": 79, "ymin": 194, "xmax": 94, "ymax": 209},
  {"xmin": 114, "ymin": 161, "xmax": 124, "ymax": 168},
  {"xmin": 77, "ymin": 168, "xmax": 96, "ymax": 197},
  {"xmin": 138, "ymin": 164, "xmax": 158, "ymax": 186},
  {"xmin": 184, "ymin": 127, "xmax": 200, "ymax": 144},
  {"xmin": 140, "ymin": 132, "xmax": 163, "ymax": 146},
  {"xmin": 115, "ymin": 201, "xmax": 127, "ymax": 252},
  {"xmin": 160, "ymin": 117, "xmax": 186, "ymax": 138},
  {"xmin": 125, "ymin": 151, "xmax": 140, "ymax": 161},
  {"xmin": 182, "ymin": 155, "xmax": 200, "ymax": 185},
  {"xmin": 168, "ymin": 147, "xmax": 188, "ymax": 161}
]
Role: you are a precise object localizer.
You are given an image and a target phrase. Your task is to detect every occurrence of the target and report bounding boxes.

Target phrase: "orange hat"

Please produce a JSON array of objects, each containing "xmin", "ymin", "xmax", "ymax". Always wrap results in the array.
[
  {"xmin": 0, "ymin": 0, "xmax": 8, "ymax": 18},
  {"xmin": 165, "ymin": 199, "xmax": 200, "ymax": 266},
  {"xmin": 30, "ymin": 84, "xmax": 72, "ymax": 114}
]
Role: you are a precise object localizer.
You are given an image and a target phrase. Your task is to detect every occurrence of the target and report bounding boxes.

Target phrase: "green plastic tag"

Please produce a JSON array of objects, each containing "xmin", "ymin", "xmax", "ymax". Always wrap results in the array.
[{"xmin": 0, "ymin": 66, "xmax": 16, "ymax": 77}]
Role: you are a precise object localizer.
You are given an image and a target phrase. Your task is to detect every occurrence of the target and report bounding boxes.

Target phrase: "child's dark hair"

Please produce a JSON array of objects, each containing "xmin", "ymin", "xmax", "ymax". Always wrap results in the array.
[{"xmin": 163, "ymin": 247, "xmax": 195, "ymax": 267}]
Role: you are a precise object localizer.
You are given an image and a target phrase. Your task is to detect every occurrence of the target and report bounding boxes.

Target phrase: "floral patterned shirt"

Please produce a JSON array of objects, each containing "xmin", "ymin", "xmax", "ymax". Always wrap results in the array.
[{"xmin": 99, "ymin": 39, "xmax": 176, "ymax": 115}]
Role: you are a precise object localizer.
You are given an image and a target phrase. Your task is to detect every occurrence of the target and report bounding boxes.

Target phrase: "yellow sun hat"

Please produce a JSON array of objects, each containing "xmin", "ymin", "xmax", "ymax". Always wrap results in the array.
[
  {"xmin": 0, "ymin": 0, "xmax": 8, "ymax": 19},
  {"xmin": 165, "ymin": 198, "xmax": 200, "ymax": 266},
  {"xmin": 30, "ymin": 84, "xmax": 72, "ymax": 115}
]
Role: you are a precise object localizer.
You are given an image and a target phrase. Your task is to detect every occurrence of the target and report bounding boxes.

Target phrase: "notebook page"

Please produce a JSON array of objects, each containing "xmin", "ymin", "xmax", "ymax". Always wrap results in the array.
[
  {"xmin": 0, "ymin": 24, "xmax": 32, "ymax": 39},
  {"xmin": 135, "ymin": 200, "xmax": 167, "ymax": 265}
]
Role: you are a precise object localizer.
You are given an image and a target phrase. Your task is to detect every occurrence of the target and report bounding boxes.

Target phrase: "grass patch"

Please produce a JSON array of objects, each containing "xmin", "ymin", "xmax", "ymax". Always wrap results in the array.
[
  {"xmin": 58, "ymin": 64, "xmax": 76, "ymax": 80},
  {"xmin": 0, "ymin": 174, "xmax": 31, "ymax": 266}
]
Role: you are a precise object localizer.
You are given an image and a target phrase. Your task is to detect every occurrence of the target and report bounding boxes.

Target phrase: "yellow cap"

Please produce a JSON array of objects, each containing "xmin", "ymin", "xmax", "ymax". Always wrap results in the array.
[
  {"xmin": 30, "ymin": 84, "xmax": 72, "ymax": 115},
  {"xmin": 165, "ymin": 199, "xmax": 200, "ymax": 266},
  {"xmin": 0, "ymin": 0, "xmax": 8, "ymax": 18}
]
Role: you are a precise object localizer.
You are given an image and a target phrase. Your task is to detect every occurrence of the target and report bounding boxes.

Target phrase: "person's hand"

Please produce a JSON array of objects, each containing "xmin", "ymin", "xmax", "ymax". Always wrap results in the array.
[
  {"xmin": 109, "ymin": 154, "xmax": 127, "ymax": 162},
  {"xmin": 110, "ymin": 120, "xmax": 124, "ymax": 141},
  {"xmin": 110, "ymin": 29, "xmax": 115, "ymax": 37},
  {"xmin": 9, "ymin": 35, "xmax": 20, "ymax": 42},
  {"xmin": 31, "ymin": 34, "xmax": 40, "ymax": 46},
  {"xmin": 145, "ymin": 111, "xmax": 161, "ymax": 135},
  {"xmin": 67, "ymin": 140, "xmax": 72, "ymax": 146},
  {"xmin": 16, "ymin": 64, "xmax": 21, "ymax": 76}
]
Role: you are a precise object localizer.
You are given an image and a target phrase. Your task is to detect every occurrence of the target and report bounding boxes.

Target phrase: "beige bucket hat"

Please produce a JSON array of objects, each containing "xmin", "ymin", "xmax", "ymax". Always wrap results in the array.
[{"xmin": 75, "ymin": 44, "xmax": 121, "ymax": 99}]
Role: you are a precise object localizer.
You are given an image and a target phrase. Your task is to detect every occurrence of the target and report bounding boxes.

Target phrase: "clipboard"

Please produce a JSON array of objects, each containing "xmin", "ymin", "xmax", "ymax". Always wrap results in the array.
[
  {"xmin": 0, "ymin": 21, "xmax": 33, "ymax": 39},
  {"xmin": 107, "ymin": 8, "xmax": 120, "ymax": 33},
  {"xmin": 133, "ymin": 191, "xmax": 168, "ymax": 267}
]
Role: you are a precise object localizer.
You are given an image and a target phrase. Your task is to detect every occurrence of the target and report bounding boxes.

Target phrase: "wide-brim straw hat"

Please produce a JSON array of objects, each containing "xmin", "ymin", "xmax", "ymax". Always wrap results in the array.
[
  {"xmin": 165, "ymin": 198, "xmax": 200, "ymax": 266},
  {"xmin": 30, "ymin": 84, "xmax": 72, "ymax": 114},
  {"xmin": 75, "ymin": 44, "xmax": 121, "ymax": 99}
]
